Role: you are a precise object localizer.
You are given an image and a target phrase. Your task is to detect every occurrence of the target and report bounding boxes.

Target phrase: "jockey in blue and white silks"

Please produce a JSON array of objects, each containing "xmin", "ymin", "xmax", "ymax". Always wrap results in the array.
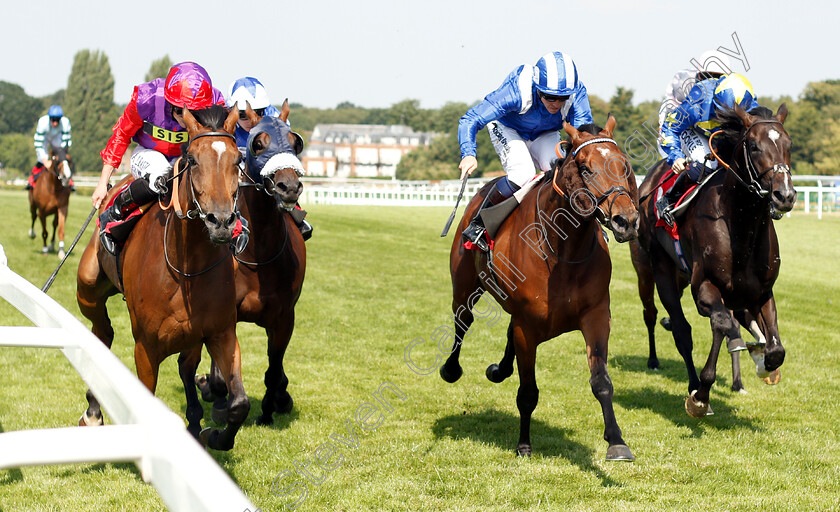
[
  {"xmin": 34, "ymin": 105, "xmax": 72, "ymax": 165},
  {"xmin": 457, "ymin": 51, "xmax": 593, "ymax": 252},
  {"xmin": 226, "ymin": 77, "xmax": 283, "ymax": 149},
  {"xmin": 656, "ymin": 73, "xmax": 760, "ymax": 226}
]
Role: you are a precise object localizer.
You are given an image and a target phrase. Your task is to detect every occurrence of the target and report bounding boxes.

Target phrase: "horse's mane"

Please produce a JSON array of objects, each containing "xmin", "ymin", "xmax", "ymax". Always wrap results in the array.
[
  {"xmin": 189, "ymin": 105, "xmax": 230, "ymax": 131},
  {"xmin": 713, "ymin": 106, "xmax": 775, "ymax": 160},
  {"xmin": 544, "ymin": 122, "xmax": 603, "ymax": 182}
]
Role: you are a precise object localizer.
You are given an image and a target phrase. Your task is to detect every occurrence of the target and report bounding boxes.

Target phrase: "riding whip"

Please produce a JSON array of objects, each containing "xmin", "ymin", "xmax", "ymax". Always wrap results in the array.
[
  {"xmin": 42, "ymin": 206, "xmax": 98, "ymax": 293},
  {"xmin": 440, "ymin": 175, "xmax": 469, "ymax": 237}
]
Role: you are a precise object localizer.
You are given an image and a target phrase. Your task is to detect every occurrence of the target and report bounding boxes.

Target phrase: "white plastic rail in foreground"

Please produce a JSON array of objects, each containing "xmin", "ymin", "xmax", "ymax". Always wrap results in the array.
[{"xmin": 0, "ymin": 246, "xmax": 256, "ymax": 512}]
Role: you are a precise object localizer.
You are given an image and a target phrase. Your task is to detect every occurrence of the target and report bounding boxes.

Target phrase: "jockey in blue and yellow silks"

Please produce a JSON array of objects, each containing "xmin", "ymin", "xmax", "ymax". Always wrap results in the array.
[
  {"xmin": 656, "ymin": 73, "xmax": 760, "ymax": 226},
  {"xmin": 457, "ymin": 51, "xmax": 594, "ymax": 251}
]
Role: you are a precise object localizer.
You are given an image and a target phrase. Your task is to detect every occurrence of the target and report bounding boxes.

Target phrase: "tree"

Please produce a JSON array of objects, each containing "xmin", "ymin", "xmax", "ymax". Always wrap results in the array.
[
  {"xmin": 145, "ymin": 55, "xmax": 173, "ymax": 82},
  {"xmin": 63, "ymin": 49, "xmax": 119, "ymax": 173},
  {"xmin": 0, "ymin": 81, "xmax": 43, "ymax": 135},
  {"xmin": 0, "ymin": 133, "xmax": 35, "ymax": 176}
]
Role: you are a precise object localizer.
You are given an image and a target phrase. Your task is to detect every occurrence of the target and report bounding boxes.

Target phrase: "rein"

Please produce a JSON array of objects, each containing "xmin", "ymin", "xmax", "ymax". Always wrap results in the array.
[{"xmin": 709, "ymin": 119, "xmax": 790, "ymax": 198}]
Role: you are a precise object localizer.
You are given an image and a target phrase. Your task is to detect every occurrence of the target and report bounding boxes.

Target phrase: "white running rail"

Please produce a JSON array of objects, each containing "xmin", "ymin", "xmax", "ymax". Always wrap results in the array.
[{"xmin": 0, "ymin": 246, "xmax": 256, "ymax": 512}]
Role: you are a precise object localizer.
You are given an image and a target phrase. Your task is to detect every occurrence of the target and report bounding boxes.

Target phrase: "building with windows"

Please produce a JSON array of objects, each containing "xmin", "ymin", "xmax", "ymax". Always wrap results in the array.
[{"xmin": 301, "ymin": 124, "xmax": 438, "ymax": 178}]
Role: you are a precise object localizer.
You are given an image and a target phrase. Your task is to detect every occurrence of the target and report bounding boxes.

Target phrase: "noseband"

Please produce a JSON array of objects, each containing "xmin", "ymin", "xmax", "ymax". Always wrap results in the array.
[{"xmin": 710, "ymin": 119, "xmax": 791, "ymax": 199}]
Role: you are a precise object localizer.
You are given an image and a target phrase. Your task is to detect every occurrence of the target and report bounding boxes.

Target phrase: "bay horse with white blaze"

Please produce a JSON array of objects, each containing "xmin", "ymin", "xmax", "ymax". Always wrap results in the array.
[
  {"xmin": 629, "ymin": 103, "xmax": 794, "ymax": 417},
  {"xmin": 76, "ymin": 105, "xmax": 250, "ymax": 450},
  {"xmin": 194, "ymin": 102, "xmax": 307, "ymax": 426},
  {"xmin": 441, "ymin": 115, "xmax": 639, "ymax": 460},
  {"xmin": 29, "ymin": 147, "xmax": 72, "ymax": 259}
]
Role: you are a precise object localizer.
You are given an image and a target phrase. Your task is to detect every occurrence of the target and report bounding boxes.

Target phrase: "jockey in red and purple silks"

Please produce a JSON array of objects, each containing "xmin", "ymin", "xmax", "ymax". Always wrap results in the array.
[{"xmin": 93, "ymin": 61, "xmax": 228, "ymax": 255}]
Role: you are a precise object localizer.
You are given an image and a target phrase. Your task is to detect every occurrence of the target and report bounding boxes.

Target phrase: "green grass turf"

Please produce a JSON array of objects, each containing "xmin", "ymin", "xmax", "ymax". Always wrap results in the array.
[{"xmin": 0, "ymin": 188, "xmax": 838, "ymax": 511}]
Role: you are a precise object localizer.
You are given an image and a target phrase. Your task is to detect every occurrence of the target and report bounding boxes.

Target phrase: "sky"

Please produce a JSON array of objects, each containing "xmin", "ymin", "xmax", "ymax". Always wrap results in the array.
[{"xmin": 2, "ymin": 0, "xmax": 837, "ymax": 112}]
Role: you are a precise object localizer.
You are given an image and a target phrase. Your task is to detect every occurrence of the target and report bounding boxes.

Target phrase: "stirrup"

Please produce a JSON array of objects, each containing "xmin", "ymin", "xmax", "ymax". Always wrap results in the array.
[
  {"xmin": 299, "ymin": 220, "xmax": 313, "ymax": 241},
  {"xmin": 462, "ymin": 223, "xmax": 489, "ymax": 252}
]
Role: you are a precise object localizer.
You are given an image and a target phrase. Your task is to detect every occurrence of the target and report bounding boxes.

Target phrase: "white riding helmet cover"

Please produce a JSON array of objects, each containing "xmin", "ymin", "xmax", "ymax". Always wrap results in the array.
[{"xmin": 227, "ymin": 76, "xmax": 271, "ymax": 110}]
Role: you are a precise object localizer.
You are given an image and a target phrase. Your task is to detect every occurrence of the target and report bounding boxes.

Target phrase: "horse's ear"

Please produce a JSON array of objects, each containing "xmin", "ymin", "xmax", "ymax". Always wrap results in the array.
[
  {"xmin": 563, "ymin": 121, "xmax": 580, "ymax": 143},
  {"xmin": 245, "ymin": 101, "xmax": 261, "ymax": 125},
  {"xmin": 182, "ymin": 108, "xmax": 200, "ymax": 134},
  {"xmin": 223, "ymin": 105, "xmax": 239, "ymax": 135},
  {"xmin": 603, "ymin": 113, "xmax": 617, "ymax": 138},
  {"xmin": 288, "ymin": 131, "xmax": 304, "ymax": 156},
  {"xmin": 279, "ymin": 99, "xmax": 290, "ymax": 123},
  {"xmin": 775, "ymin": 102, "xmax": 788, "ymax": 124},
  {"xmin": 734, "ymin": 102, "xmax": 752, "ymax": 126}
]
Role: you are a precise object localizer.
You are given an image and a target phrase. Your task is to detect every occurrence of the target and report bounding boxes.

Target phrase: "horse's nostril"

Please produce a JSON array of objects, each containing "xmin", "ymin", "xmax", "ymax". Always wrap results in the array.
[
  {"xmin": 226, "ymin": 213, "xmax": 236, "ymax": 227},
  {"xmin": 205, "ymin": 213, "xmax": 218, "ymax": 226},
  {"xmin": 296, "ymin": 182, "xmax": 303, "ymax": 193},
  {"xmin": 278, "ymin": 182, "xmax": 288, "ymax": 192},
  {"xmin": 612, "ymin": 215, "xmax": 628, "ymax": 229}
]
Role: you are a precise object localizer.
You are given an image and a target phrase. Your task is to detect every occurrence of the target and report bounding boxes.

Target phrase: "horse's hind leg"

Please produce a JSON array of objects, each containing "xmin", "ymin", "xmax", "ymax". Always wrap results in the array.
[
  {"xmin": 630, "ymin": 240, "xmax": 660, "ymax": 370},
  {"xmin": 440, "ymin": 249, "xmax": 481, "ymax": 383},
  {"xmin": 581, "ymin": 306, "xmax": 634, "ymax": 461},
  {"xmin": 194, "ymin": 359, "xmax": 230, "ymax": 424},
  {"xmin": 201, "ymin": 330, "xmax": 250, "ymax": 451},
  {"xmin": 49, "ymin": 212, "xmax": 58, "ymax": 253},
  {"xmin": 28, "ymin": 201, "xmax": 36, "ymax": 239},
  {"xmin": 486, "ymin": 320, "xmax": 515, "ymax": 383},
  {"xmin": 178, "ymin": 348, "xmax": 204, "ymax": 438},
  {"xmin": 258, "ymin": 318, "xmax": 295, "ymax": 425},
  {"xmin": 39, "ymin": 214, "xmax": 49, "ymax": 253}
]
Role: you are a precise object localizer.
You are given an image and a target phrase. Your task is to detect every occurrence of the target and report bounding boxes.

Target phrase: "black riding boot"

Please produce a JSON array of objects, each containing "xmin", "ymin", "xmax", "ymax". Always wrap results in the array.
[
  {"xmin": 288, "ymin": 206, "xmax": 313, "ymax": 241},
  {"xmin": 656, "ymin": 171, "xmax": 692, "ymax": 227},
  {"xmin": 99, "ymin": 179, "xmax": 157, "ymax": 255},
  {"xmin": 462, "ymin": 184, "xmax": 512, "ymax": 252}
]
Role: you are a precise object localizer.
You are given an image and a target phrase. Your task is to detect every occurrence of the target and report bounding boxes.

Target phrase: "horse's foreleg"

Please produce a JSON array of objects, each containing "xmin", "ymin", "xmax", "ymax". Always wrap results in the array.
[
  {"xmin": 202, "ymin": 331, "xmax": 250, "ymax": 451},
  {"xmin": 258, "ymin": 317, "xmax": 295, "ymax": 425},
  {"xmin": 630, "ymin": 241, "xmax": 660, "ymax": 370},
  {"xmin": 581, "ymin": 307, "xmax": 634, "ymax": 461},
  {"xmin": 39, "ymin": 214, "xmax": 48, "ymax": 253},
  {"xmin": 756, "ymin": 294, "xmax": 785, "ymax": 372},
  {"xmin": 28, "ymin": 202, "xmax": 37, "ymax": 239},
  {"xmin": 439, "ymin": 288, "xmax": 479, "ymax": 384},
  {"xmin": 512, "ymin": 325, "xmax": 539, "ymax": 457},
  {"xmin": 134, "ymin": 340, "xmax": 161, "ymax": 394},
  {"xmin": 486, "ymin": 320, "xmax": 515, "ymax": 383},
  {"xmin": 49, "ymin": 211, "xmax": 58, "ymax": 254},
  {"xmin": 687, "ymin": 281, "xmax": 730, "ymax": 417},
  {"xmin": 178, "ymin": 348, "xmax": 204, "ymax": 439},
  {"xmin": 57, "ymin": 205, "xmax": 68, "ymax": 258}
]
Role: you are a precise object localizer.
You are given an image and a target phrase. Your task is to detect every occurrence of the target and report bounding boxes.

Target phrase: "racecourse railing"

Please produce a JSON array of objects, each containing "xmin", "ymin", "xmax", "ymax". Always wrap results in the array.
[
  {"xmin": 10, "ymin": 174, "xmax": 840, "ymax": 216},
  {"xmin": 0, "ymin": 246, "xmax": 256, "ymax": 512},
  {"xmin": 296, "ymin": 175, "xmax": 840, "ymax": 216}
]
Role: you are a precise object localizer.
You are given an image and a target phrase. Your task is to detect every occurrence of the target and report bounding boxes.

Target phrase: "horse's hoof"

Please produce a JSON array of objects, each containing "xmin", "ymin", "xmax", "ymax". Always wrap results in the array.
[
  {"xmin": 606, "ymin": 444, "xmax": 635, "ymax": 462},
  {"xmin": 762, "ymin": 369, "xmax": 781, "ymax": 385},
  {"xmin": 195, "ymin": 374, "xmax": 215, "ymax": 402},
  {"xmin": 28, "ymin": 229, "xmax": 35, "ymax": 239},
  {"xmin": 256, "ymin": 414, "xmax": 274, "ymax": 426},
  {"xmin": 727, "ymin": 337, "xmax": 747, "ymax": 353},
  {"xmin": 274, "ymin": 392, "xmax": 294, "ymax": 415},
  {"xmin": 57, "ymin": 249, "xmax": 66, "ymax": 260},
  {"xmin": 41, "ymin": 247, "xmax": 49, "ymax": 255},
  {"xmin": 737, "ymin": 388, "xmax": 748, "ymax": 395},
  {"xmin": 647, "ymin": 359, "xmax": 660, "ymax": 370},
  {"xmin": 78, "ymin": 411, "xmax": 103, "ymax": 427},
  {"xmin": 515, "ymin": 444, "xmax": 532, "ymax": 457},
  {"xmin": 660, "ymin": 317, "xmax": 672, "ymax": 331},
  {"xmin": 485, "ymin": 364, "xmax": 507, "ymax": 383},
  {"xmin": 685, "ymin": 391, "xmax": 709, "ymax": 418},
  {"xmin": 211, "ymin": 405, "xmax": 228, "ymax": 425},
  {"xmin": 198, "ymin": 427, "xmax": 215, "ymax": 447},
  {"xmin": 440, "ymin": 363, "xmax": 463, "ymax": 383}
]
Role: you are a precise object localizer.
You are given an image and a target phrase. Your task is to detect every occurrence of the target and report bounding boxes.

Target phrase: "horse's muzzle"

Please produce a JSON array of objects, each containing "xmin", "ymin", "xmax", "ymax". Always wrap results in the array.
[
  {"xmin": 610, "ymin": 212, "xmax": 640, "ymax": 243},
  {"xmin": 204, "ymin": 211, "xmax": 237, "ymax": 245}
]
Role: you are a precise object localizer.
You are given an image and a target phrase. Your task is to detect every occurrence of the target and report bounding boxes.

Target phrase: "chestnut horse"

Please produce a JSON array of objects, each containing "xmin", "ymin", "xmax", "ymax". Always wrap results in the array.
[
  {"xmin": 629, "ymin": 104, "xmax": 795, "ymax": 418},
  {"xmin": 194, "ymin": 102, "xmax": 307, "ymax": 426},
  {"xmin": 76, "ymin": 105, "xmax": 250, "ymax": 450},
  {"xmin": 28, "ymin": 147, "xmax": 72, "ymax": 259},
  {"xmin": 441, "ymin": 115, "xmax": 639, "ymax": 460}
]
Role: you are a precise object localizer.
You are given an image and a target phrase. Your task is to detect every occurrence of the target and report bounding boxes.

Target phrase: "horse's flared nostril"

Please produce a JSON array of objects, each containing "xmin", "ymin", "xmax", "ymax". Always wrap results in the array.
[
  {"xmin": 612, "ymin": 215, "xmax": 629, "ymax": 230},
  {"xmin": 225, "ymin": 213, "xmax": 237, "ymax": 228},
  {"xmin": 205, "ymin": 213, "xmax": 218, "ymax": 226}
]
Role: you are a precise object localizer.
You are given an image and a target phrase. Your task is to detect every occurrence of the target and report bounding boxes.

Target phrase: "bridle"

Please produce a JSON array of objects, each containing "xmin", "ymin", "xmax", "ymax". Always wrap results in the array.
[
  {"xmin": 166, "ymin": 131, "xmax": 240, "ymax": 221},
  {"xmin": 553, "ymin": 137, "xmax": 633, "ymax": 227},
  {"xmin": 709, "ymin": 119, "xmax": 791, "ymax": 199}
]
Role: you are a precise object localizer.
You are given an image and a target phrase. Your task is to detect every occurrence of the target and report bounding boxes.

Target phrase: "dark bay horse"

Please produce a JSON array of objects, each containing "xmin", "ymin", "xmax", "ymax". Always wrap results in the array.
[
  {"xmin": 194, "ymin": 102, "xmax": 307, "ymax": 426},
  {"xmin": 28, "ymin": 147, "xmax": 71, "ymax": 259},
  {"xmin": 441, "ymin": 115, "xmax": 639, "ymax": 460},
  {"xmin": 76, "ymin": 105, "xmax": 250, "ymax": 450},
  {"xmin": 629, "ymin": 103, "xmax": 795, "ymax": 417}
]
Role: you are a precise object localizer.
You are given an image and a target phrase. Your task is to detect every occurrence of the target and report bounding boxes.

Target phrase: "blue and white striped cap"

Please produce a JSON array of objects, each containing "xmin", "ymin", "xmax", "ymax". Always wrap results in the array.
[{"xmin": 533, "ymin": 51, "xmax": 578, "ymax": 96}]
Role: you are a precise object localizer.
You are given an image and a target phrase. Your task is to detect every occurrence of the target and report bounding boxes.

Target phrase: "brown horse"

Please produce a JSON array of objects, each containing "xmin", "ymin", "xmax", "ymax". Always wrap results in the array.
[
  {"xmin": 629, "ymin": 104, "xmax": 795, "ymax": 417},
  {"xmin": 440, "ymin": 115, "xmax": 639, "ymax": 460},
  {"xmin": 28, "ymin": 147, "xmax": 71, "ymax": 259},
  {"xmin": 194, "ymin": 102, "xmax": 307, "ymax": 426},
  {"xmin": 76, "ymin": 105, "xmax": 250, "ymax": 450}
]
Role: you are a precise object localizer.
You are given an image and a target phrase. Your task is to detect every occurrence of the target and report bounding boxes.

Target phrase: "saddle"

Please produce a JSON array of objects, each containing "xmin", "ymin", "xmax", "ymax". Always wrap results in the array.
[
  {"xmin": 652, "ymin": 169, "xmax": 719, "ymax": 274},
  {"xmin": 463, "ymin": 174, "xmax": 545, "ymax": 252}
]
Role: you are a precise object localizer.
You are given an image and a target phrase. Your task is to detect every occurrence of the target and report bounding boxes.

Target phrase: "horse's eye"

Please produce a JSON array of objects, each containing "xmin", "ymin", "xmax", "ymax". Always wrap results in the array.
[{"xmin": 749, "ymin": 141, "xmax": 761, "ymax": 153}]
